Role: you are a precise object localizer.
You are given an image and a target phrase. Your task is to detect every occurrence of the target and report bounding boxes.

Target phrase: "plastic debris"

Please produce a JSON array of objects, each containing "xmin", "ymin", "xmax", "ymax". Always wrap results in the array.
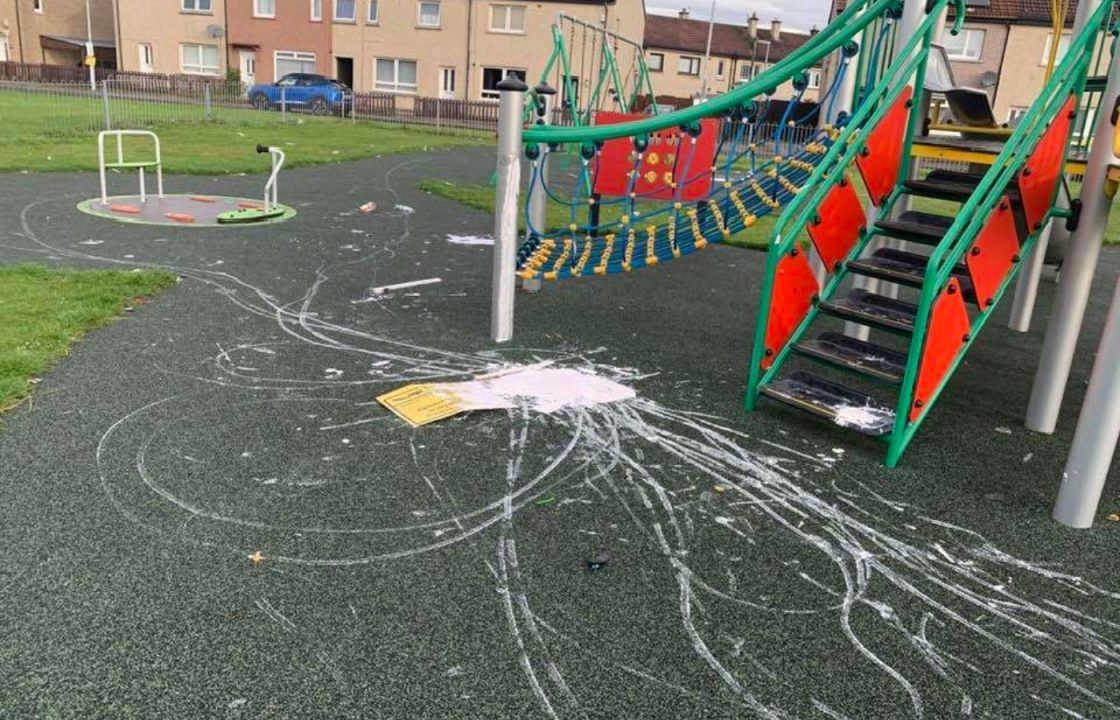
[
  {"xmin": 587, "ymin": 552, "xmax": 610, "ymax": 571},
  {"xmin": 248, "ymin": 550, "xmax": 265, "ymax": 563},
  {"xmin": 713, "ymin": 484, "xmax": 728, "ymax": 494},
  {"xmin": 359, "ymin": 201, "xmax": 377, "ymax": 213},
  {"xmin": 534, "ymin": 495, "xmax": 557, "ymax": 506},
  {"xmin": 1107, "ymin": 513, "xmax": 1120, "ymax": 522},
  {"xmin": 994, "ymin": 427, "xmax": 1013, "ymax": 435}
]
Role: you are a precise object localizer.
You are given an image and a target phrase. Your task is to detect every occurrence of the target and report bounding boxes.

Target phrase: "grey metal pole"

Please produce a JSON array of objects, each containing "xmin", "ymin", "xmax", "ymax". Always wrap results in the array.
[
  {"xmin": 281, "ymin": 87, "xmax": 287, "ymax": 121},
  {"xmin": 491, "ymin": 75, "xmax": 527, "ymax": 342},
  {"xmin": 1008, "ymin": 187, "xmax": 1069, "ymax": 331},
  {"xmin": 100, "ymin": 81, "xmax": 111, "ymax": 130},
  {"xmin": 1053, "ymin": 278, "xmax": 1120, "ymax": 527},
  {"xmin": 524, "ymin": 83, "xmax": 556, "ymax": 295},
  {"xmin": 1026, "ymin": 23, "xmax": 1118, "ymax": 433},
  {"xmin": 204, "ymin": 83, "xmax": 212, "ymax": 122},
  {"xmin": 85, "ymin": 0, "xmax": 95, "ymax": 91}
]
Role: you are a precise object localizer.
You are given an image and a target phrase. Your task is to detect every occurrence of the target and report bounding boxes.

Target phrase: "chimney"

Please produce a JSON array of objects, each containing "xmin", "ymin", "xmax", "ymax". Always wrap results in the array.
[
  {"xmin": 771, "ymin": 19, "xmax": 781, "ymax": 41},
  {"xmin": 678, "ymin": 7, "xmax": 690, "ymax": 19},
  {"xmin": 747, "ymin": 12, "xmax": 758, "ymax": 40},
  {"xmin": 809, "ymin": 25, "xmax": 819, "ymax": 36}
]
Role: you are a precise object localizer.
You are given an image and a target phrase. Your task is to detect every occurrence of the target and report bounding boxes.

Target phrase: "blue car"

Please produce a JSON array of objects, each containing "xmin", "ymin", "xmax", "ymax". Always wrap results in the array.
[{"xmin": 248, "ymin": 73, "xmax": 349, "ymax": 115}]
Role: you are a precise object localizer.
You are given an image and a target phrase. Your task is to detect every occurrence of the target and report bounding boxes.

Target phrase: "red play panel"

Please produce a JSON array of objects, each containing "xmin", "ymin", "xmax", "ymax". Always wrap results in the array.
[
  {"xmin": 1018, "ymin": 95, "xmax": 1075, "ymax": 232},
  {"xmin": 807, "ymin": 174, "xmax": 865, "ymax": 270},
  {"xmin": 855, "ymin": 86, "xmax": 913, "ymax": 206},
  {"xmin": 762, "ymin": 250, "xmax": 818, "ymax": 369},
  {"xmin": 909, "ymin": 278, "xmax": 971, "ymax": 421},
  {"xmin": 965, "ymin": 195, "xmax": 1020, "ymax": 309},
  {"xmin": 591, "ymin": 112, "xmax": 718, "ymax": 201}
]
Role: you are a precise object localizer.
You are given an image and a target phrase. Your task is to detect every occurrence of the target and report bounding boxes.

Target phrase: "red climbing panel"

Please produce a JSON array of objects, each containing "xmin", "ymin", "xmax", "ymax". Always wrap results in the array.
[
  {"xmin": 762, "ymin": 250, "xmax": 818, "ymax": 369},
  {"xmin": 807, "ymin": 174, "xmax": 865, "ymax": 270},
  {"xmin": 910, "ymin": 278, "xmax": 971, "ymax": 421},
  {"xmin": 965, "ymin": 195, "xmax": 1020, "ymax": 309},
  {"xmin": 592, "ymin": 112, "xmax": 718, "ymax": 201},
  {"xmin": 855, "ymin": 86, "xmax": 913, "ymax": 206},
  {"xmin": 1018, "ymin": 95, "xmax": 1075, "ymax": 232}
]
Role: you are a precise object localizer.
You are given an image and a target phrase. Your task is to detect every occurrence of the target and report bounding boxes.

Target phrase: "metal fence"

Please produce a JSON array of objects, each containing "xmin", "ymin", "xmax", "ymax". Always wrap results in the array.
[{"xmin": 0, "ymin": 62, "xmax": 502, "ymax": 136}]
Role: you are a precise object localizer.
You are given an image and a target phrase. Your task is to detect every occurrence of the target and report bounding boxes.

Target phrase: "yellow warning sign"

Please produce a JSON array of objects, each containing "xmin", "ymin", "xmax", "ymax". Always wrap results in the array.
[
  {"xmin": 376, "ymin": 384, "xmax": 465, "ymax": 427},
  {"xmin": 84, "ymin": 55, "xmax": 97, "ymax": 67}
]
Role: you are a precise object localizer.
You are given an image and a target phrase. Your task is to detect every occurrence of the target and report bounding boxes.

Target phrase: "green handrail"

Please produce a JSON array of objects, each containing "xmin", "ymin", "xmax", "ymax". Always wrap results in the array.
[
  {"xmin": 744, "ymin": 1, "xmax": 944, "ymax": 409},
  {"xmin": 523, "ymin": 0, "xmax": 939, "ymax": 144}
]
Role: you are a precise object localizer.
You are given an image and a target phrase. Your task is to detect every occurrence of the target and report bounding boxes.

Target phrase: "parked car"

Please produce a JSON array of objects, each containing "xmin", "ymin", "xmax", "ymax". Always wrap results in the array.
[{"xmin": 247, "ymin": 74, "xmax": 349, "ymax": 115}]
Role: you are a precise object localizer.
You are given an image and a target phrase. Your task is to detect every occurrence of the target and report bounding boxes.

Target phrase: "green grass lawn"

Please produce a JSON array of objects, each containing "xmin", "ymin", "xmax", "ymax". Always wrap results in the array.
[
  {"xmin": 0, "ymin": 265, "xmax": 178, "ymax": 412},
  {"xmin": 0, "ymin": 90, "xmax": 492, "ymax": 174}
]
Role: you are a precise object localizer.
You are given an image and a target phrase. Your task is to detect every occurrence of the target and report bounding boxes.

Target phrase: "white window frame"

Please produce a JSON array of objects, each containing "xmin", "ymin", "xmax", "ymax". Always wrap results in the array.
[
  {"xmin": 417, "ymin": 1, "xmax": 441, "ymax": 28},
  {"xmin": 1007, "ymin": 106, "xmax": 1028, "ymax": 124},
  {"xmin": 334, "ymin": 0, "xmax": 357, "ymax": 21},
  {"xmin": 367, "ymin": 0, "xmax": 379, "ymax": 23},
  {"xmin": 489, "ymin": 4, "xmax": 526, "ymax": 33},
  {"xmin": 181, "ymin": 0, "xmax": 212, "ymax": 13},
  {"xmin": 647, "ymin": 52, "xmax": 663, "ymax": 72},
  {"xmin": 310, "ymin": 0, "xmax": 322, "ymax": 20},
  {"xmin": 376, "ymin": 58, "xmax": 418, "ymax": 94},
  {"xmin": 254, "ymin": 0, "xmax": 275, "ymax": 18},
  {"xmin": 180, "ymin": 43, "xmax": 219, "ymax": 75},
  {"xmin": 275, "ymin": 50, "xmax": 316, "ymax": 79},
  {"xmin": 33, "ymin": 0, "xmax": 44, "ymax": 12},
  {"xmin": 943, "ymin": 27, "xmax": 984, "ymax": 61},
  {"xmin": 678, "ymin": 56, "xmax": 700, "ymax": 76},
  {"xmin": 480, "ymin": 66, "xmax": 526, "ymax": 100},
  {"xmin": 1040, "ymin": 32, "xmax": 1072, "ymax": 66},
  {"xmin": 807, "ymin": 69, "xmax": 821, "ymax": 89},
  {"xmin": 440, "ymin": 66, "xmax": 456, "ymax": 94},
  {"xmin": 0, "ymin": 34, "xmax": 9, "ymax": 62}
]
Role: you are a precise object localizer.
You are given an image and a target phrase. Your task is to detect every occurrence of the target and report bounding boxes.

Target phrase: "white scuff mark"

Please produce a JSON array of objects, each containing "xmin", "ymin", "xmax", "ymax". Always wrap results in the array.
[
  {"xmin": 79, "ymin": 239, "xmax": 104, "ymax": 245},
  {"xmin": 995, "ymin": 426, "xmax": 1013, "ymax": 435},
  {"xmin": 324, "ymin": 368, "xmax": 344, "ymax": 379},
  {"xmin": 394, "ymin": 204, "xmax": 415, "ymax": 214},
  {"xmin": 833, "ymin": 403, "xmax": 893, "ymax": 432},
  {"xmin": 1023, "ymin": 452, "xmax": 1034, "ymax": 463},
  {"xmin": 228, "ymin": 698, "xmax": 247, "ymax": 710},
  {"xmin": 446, "ymin": 665, "xmax": 465, "ymax": 677},
  {"xmin": 446, "ymin": 234, "xmax": 494, "ymax": 246}
]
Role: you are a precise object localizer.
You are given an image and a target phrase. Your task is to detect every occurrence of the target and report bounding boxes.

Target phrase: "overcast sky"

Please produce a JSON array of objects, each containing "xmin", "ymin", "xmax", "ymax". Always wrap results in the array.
[{"xmin": 645, "ymin": 0, "xmax": 834, "ymax": 34}]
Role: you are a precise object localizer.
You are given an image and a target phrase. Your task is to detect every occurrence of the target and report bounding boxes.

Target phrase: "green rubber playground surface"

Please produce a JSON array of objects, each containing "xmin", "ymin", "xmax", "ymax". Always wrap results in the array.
[{"xmin": 0, "ymin": 149, "xmax": 1117, "ymax": 718}]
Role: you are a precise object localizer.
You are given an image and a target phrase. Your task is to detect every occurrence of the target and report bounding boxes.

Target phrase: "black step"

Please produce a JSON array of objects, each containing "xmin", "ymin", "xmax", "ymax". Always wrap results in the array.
[
  {"xmin": 874, "ymin": 210, "xmax": 954, "ymax": 245},
  {"xmin": 847, "ymin": 248, "xmax": 978, "ymax": 303},
  {"xmin": 760, "ymin": 370, "xmax": 897, "ymax": 436},
  {"xmin": 793, "ymin": 331, "xmax": 908, "ymax": 384},
  {"xmin": 820, "ymin": 289, "xmax": 917, "ymax": 333}
]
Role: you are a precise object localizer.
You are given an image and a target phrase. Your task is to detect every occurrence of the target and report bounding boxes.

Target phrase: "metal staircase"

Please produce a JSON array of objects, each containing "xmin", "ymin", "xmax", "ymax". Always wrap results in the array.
[{"xmin": 744, "ymin": 0, "xmax": 1111, "ymax": 466}]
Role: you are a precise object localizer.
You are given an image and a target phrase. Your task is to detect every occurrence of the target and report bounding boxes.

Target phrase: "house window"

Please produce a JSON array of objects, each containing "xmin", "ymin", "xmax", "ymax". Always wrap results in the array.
[
  {"xmin": 368, "ymin": 0, "xmax": 379, "ymax": 22},
  {"xmin": 33, "ymin": 0, "xmax": 43, "ymax": 12},
  {"xmin": 335, "ymin": 0, "xmax": 356, "ymax": 21},
  {"xmin": 181, "ymin": 43, "xmax": 219, "ymax": 75},
  {"xmin": 276, "ymin": 50, "xmax": 316, "ymax": 78},
  {"xmin": 1007, "ymin": 106, "xmax": 1028, "ymax": 125},
  {"xmin": 440, "ymin": 67, "xmax": 456, "ymax": 94},
  {"xmin": 418, "ymin": 1, "xmax": 441, "ymax": 27},
  {"xmin": 376, "ymin": 58, "xmax": 418, "ymax": 93},
  {"xmin": 0, "ymin": 35, "xmax": 9, "ymax": 61},
  {"xmin": 739, "ymin": 64, "xmax": 756, "ymax": 81},
  {"xmin": 807, "ymin": 69, "xmax": 821, "ymax": 89},
  {"xmin": 647, "ymin": 52, "xmax": 663, "ymax": 72},
  {"xmin": 715, "ymin": 59, "xmax": 725, "ymax": 79},
  {"xmin": 942, "ymin": 27, "xmax": 984, "ymax": 61},
  {"xmin": 481, "ymin": 66, "xmax": 526, "ymax": 99},
  {"xmin": 311, "ymin": 0, "xmax": 321, "ymax": 20},
  {"xmin": 490, "ymin": 4, "xmax": 526, "ymax": 33},
  {"xmin": 678, "ymin": 56, "xmax": 700, "ymax": 76},
  {"xmin": 1041, "ymin": 32, "xmax": 1072, "ymax": 65},
  {"xmin": 254, "ymin": 0, "xmax": 275, "ymax": 17},
  {"xmin": 181, "ymin": 0, "xmax": 212, "ymax": 12},
  {"xmin": 137, "ymin": 42, "xmax": 154, "ymax": 72}
]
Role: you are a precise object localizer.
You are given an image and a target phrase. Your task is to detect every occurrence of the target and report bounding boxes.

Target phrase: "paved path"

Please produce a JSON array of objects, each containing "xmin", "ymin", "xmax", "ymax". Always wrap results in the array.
[{"xmin": 0, "ymin": 149, "xmax": 1118, "ymax": 719}]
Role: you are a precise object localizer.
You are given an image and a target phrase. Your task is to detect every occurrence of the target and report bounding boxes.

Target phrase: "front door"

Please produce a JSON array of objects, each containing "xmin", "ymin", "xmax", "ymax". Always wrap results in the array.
[
  {"xmin": 239, "ymin": 50, "xmax": 257, "ymax": 86},
  {"xmin": 439, "ymin": 67, "xmax": 456, "ymax": 99}
]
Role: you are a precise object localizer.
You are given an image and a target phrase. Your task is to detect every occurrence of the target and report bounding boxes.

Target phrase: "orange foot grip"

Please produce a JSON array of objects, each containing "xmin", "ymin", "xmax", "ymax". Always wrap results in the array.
[
  {"xmin": 110, "ymin": 204, "xmax": 141, "ymax": 214},
  {"xmin": 165, "ymin": 212, "xmax": 195, "ymax": 223},
  {"xmin": 238, "ymin": 201, "xmax": 264, "ymax": 209},
  {"xmin": 189, "ymin": 195, "xmax": 216, "ymax": 203}
]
